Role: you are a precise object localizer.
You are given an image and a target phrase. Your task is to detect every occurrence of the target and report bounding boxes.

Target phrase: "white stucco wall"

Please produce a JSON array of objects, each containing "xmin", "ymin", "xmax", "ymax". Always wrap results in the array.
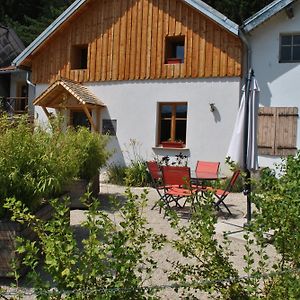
[
  {"xmin": 34, "ymin": 78, "xmax": 241, "ymax": 174},
  {"xmin": 248, "ymin": 0, "xmax": 300, "ymax": 168}
]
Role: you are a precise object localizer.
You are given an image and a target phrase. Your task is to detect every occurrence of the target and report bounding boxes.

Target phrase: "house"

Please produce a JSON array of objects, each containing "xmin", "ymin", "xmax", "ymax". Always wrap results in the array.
[
  {"xmin": 242, "ymin": 0, "xmax": 300, "ymax": 168},
  {"xmin": 12, "ymin": 0, "xmax": 243, "ymax": 172},
  {"xmin": 0, "ymin": 25, "xmax": 29, "ymax": 115}
]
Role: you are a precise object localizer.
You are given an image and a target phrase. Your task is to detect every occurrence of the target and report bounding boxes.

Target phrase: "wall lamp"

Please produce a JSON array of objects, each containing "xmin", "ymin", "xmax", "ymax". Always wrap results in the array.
[{"xmin": 209, "ymin": 102, "xmax": 216, "ymax": 112}]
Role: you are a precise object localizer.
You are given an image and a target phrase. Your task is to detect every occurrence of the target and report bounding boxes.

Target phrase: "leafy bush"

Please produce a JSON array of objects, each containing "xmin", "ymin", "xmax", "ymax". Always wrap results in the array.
[
  {"xmin": 0, "ymin": 116, "xmax": 109, "ymax": 218},
  {"xmin": 67, "ymin": 127, "xmax": 109, "ymax": 181},
  {"xmin": 252, "ymin": 152, "xmax": 300, "ymax": 272},
  {"xmin": 106, "ymin": 164, "xmax": 127, "ymax": 185},
  {"xmin": 125, "ymin": 161, "xmax": 151, "ymax": 187},
  {"xmin": 167, "ymin": 152, "xmax": 300, "ymax": 298},
  {"xmin": 123, "ymin": 139, "xmax": 151, "ymax": 187},
  {"xmin": 5, "ymin": 190, "xmax": 165, "ymax": 299},
  {"xmin": 211, "ymin": 174, "xmax": 244, "ymax": 193},
  {"xmin": 106, "ymin": 139, "xmax": 151, "ymax": 187}
]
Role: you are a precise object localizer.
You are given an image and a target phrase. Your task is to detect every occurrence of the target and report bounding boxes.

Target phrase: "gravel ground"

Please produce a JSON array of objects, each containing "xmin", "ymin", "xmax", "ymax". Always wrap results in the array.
[{"xmin": 0, "ymin": 183, "xmax": 278, "ymax": 299}]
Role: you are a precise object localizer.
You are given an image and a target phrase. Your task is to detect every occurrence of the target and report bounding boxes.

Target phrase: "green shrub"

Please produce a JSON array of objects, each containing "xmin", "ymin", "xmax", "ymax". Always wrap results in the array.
[
  {"xmin": 0, "ymin": 115, "xmax": 109, "ymax": 218},
  {"xmin": 125, "ymin": 161, "xmax": 151, "ymax": 187},
  {"xmin": 214, "ymin": 174, "xmax": 244, "ymax": 192},
  {"xmin": 106, "ymin": 139, "xmax": 151, "ymax": 187},
  {"xmin": 67, "ymin": 127, "xmax": 109, "ymax": 181},
  {"xmin": 5, "ymin": 190, "xmax": 165, "ymax": 299},
  {"xmin": 106, "ymin": 163, "xmax": 127, "ymax": 185}
]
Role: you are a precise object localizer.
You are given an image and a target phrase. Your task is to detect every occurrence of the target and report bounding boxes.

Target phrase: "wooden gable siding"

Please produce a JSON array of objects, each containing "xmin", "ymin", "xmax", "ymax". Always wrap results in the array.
[{"xmin": 31, "ymin": 0, "xmax": 242, "ymax": 84}]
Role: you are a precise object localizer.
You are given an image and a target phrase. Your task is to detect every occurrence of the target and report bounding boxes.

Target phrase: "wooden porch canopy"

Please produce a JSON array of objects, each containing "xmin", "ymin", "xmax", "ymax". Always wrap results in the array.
[{"xmin": 33, "ymin": 78, "xmax": 105, "ymax": 131}]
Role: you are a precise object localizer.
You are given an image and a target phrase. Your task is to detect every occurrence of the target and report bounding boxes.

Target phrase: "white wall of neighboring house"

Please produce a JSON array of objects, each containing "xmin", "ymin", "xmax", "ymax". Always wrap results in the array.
[
  {"xmin": 10, "ymin": 71, "xmax": 27, "ymax": 98},
  {"xmin": 34, "ymin": 77, "xmax": 240, "ymax": 174},
  {"xmin": 248, "ymin": 0, "xmax": 300, "ymax": 168}
]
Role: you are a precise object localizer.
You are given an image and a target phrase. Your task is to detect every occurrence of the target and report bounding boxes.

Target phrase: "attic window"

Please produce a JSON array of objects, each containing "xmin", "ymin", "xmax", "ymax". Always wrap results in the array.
[
  {"xmin": 71, "ymin": 44, "xmax": 88, "ymax": 70},
  {"xmin": 165, "ymin": 36, "xmax": 185, "ymax": 64}
]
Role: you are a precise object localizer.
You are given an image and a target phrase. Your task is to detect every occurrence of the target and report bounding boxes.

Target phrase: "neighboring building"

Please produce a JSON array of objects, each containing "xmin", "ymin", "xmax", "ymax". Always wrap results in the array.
[
  {"xmin": 242, "ymin": 0, "xmax": 300, "ymax": 168},
  {"xmin": 0, "ymin": 25, "xmax": 28, "ymax": 115},
  {"xmin": 12, "ymin": 0, "xmax": 243, "ymax": 172}
]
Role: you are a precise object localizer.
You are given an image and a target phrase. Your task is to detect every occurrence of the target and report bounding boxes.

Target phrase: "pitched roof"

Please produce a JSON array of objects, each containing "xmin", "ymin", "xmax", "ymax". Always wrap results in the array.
[
  {"xmin": 0, "ymin": 25, "xmax": 25, "ymax": 67},
  {"xmin": 242, "ymin": 0, "xmax": 296, "ymax": 33},
  {"xmin": 13, "ymin": 0, "xmax": 238, "ymax": 67},
  {"xmin": 33, "ymin": 78, "xmax": 105, "ymax": 107}
]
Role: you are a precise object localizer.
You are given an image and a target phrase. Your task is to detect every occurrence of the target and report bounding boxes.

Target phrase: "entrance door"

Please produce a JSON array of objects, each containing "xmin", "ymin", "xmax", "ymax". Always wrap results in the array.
[{"xmin": 70, "ymin": 110, "xmax": 91, "ymax": 130}]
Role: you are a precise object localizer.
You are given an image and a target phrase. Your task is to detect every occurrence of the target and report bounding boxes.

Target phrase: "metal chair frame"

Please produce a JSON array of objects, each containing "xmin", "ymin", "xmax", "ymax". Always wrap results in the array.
[{"xmin": 212, "ymin": 170, "xmax": 240, "ymax": 215}]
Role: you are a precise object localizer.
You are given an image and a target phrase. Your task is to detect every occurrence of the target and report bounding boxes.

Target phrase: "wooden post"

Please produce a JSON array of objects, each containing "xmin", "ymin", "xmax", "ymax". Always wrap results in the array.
[
  {"xmin": 82, "ymin": 104, "xmax": 97, "ymax": 132},
  {"xmin": 42, "ymin": 107, "xmax": 51, "ymax": 119}
]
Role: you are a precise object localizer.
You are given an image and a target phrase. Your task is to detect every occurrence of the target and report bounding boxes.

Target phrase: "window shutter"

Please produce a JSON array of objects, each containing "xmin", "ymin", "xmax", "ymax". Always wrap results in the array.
[
  {"xmin": 275, "ymin": 107, "xmax": 298, "ymax": 156},
  {"xmin": 258, "ymin": 107, "xmax": 276, "ymax": 155},
  {"xmin": 258, "ymin": 107, "xmax": 298, "ymax": 157}
]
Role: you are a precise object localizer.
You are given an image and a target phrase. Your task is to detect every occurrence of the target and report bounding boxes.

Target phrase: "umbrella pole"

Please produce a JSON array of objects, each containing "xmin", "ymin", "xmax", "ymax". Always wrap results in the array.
[
  {"xmin": 244, "ymin": 68, "xmax": 254, "ymax": 225},
  {"xmin": 245, "ymin": 169, "xmax": 252, "ymax": 224}
]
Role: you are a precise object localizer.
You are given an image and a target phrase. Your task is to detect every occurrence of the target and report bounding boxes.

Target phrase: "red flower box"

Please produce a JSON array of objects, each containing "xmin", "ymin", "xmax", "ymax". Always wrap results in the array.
[
  {"xmin": 161, "ymin": 141, "xmax": 184, "ymax": 148},
  {"xmin": 166, "ymin": 58, "xmax": 182, "ymax": 64}
]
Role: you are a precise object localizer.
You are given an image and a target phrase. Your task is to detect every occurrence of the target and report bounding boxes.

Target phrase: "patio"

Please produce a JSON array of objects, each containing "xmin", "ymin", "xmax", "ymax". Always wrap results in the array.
[
  {"xmin": 71, "ymin": 183, "xmax": 275, "ymax": 299},
  {"xmin": 0, "ymin": 182, "xmax": 277, "ymax": 300}
]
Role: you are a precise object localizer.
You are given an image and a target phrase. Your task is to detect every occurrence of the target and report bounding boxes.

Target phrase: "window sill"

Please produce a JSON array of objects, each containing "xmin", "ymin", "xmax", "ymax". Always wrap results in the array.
[{"xmin": 152, "ymin": 146, "xmax": 190, "ymax": 150}]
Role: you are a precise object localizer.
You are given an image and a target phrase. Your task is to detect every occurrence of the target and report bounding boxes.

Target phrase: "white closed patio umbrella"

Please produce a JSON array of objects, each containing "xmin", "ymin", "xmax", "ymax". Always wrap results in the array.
[{"xmin": 227, "ymin": 69, "xmax": 260, "ymax": 223}]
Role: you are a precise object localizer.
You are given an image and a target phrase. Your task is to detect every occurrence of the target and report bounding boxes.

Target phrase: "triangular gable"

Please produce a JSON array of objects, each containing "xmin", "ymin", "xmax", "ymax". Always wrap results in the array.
[
  {"xmin": 33, "ymin": 78, "xmax": 105, "ymax": 108},
  {"xmin": 13, "ymin": 0, "xmax": 238, "ymax": 68},
  {"xmin": 242, "ymin": 0, "xmax": 295, "ymax": 33},
  {"xmin": 34, "ymin": 78, "xmax": 104, "ymax": 132}
]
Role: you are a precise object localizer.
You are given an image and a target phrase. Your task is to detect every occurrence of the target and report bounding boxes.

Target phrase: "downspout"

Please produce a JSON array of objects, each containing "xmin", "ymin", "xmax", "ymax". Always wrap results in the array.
[
  {"xmin": 26, "ymin": 71, "xmax": 35, "ymax": 87},
  {"xmin": 26, "ymin": 71, "xmax": 36, "ymax": 119},
  {"xmin": 239, "ymin": 28, "xmax": 252, "ymax": 83}
]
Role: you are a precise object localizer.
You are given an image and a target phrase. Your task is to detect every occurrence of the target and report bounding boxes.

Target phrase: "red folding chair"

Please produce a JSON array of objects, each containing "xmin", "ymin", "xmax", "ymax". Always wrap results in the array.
[
  {"xmin": 211, "ymin": 170, "xmax": 240, "ymax": 215},
  {"xmin": 161, "ymin": 166, "xmax": 198, "ymax": 209},
  {"xmin": 147, "ymin": 161, "xmax": 173, "ymax": 213},
  {"xmin": 193, "ymin": 161, "xmax": 220, "ymax": 192},
  {"xmin": 195, "ymin": 161, "xmax": 220, "ymax": 175}
]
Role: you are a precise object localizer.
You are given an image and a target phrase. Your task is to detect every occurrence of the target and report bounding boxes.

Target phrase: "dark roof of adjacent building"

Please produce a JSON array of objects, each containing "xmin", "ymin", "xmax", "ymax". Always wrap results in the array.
[{"xmin": 0, "ymin": 25, "xmax": 24, "ymax": 68}]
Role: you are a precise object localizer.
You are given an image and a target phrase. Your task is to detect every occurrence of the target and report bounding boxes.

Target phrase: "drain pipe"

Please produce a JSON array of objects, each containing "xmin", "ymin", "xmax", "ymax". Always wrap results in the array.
[
  {"xmin": 25, "ymin": 71, "xmax": 36, "ymax": 119},
  {"xmin": 26, "ymin": 71, "xmax": 35, "ymax": 88},
  {"xmin": 239, "ymin": 28, "xmax": 252, "ymax": 83}
]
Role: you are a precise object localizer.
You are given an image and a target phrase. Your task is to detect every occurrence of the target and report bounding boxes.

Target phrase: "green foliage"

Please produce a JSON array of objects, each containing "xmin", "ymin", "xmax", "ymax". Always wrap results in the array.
[
  {"xmin": 106, "ymin": 139, "xmax": 151, "ymax": 187},
  {"xmin": 203, "ymin": 0, "xmax": 274, "ymax": 24},
  {"xmin": 167, "ymin": 193, "xmax": 247, "ymax": 299},
  {"xmin": 0, "ymin": 115, "xmax": 109, "ymax": 219},
  {"xmin": 1, "ymin": 0, "xmax": 75, "ymax": 46},
  {"xmin": 106, "ymin": 163, "xmax": 127, "ymax": 185},
  {"xmin": 165, "ymin": 148, "xmax": 300, "ymax": 298},
  {"xmin": 68, "ymin": 127, "xmax": 109, "ymax": 181},
  {"xmin": 125, "ymin": 161, "xmax": 151, "ymax": 187},
  {"xmin": 123, "ymin": 139, "xmax": 151, "ymax": 187},
  {"xmin": 210, "ymin": 174, "xmax": 244, "ymax": 193},
  {"xmin": 249, "ymin": 151, "xmax": 300, "ymax": 297},
  {"xmin": 5, "ymin": 189, "xmax": 166, "ymax": 299},
  {"xmin": 3, "ymin": 148, "xmax": 300, "ymax": 298}
]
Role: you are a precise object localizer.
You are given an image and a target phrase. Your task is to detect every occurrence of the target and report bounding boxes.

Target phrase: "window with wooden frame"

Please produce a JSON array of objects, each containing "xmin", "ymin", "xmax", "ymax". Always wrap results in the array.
[
  {"xmin": 70, "ymin": 44, "xmax": 88, "ymax": 70},
  {"xmin": 158, "ymin": 103, "xmax": 187, "ymax": 145},
  {"xmin": 258, "ymin": 107, "xmax": 298, "ymax": 156},
  {"xmin": 279, "ymin": 33, "xmax": 300, "ymax": 62},
  {"xmin": 165, "ymin": 36, "xmax": 185, "ymax": 64}
]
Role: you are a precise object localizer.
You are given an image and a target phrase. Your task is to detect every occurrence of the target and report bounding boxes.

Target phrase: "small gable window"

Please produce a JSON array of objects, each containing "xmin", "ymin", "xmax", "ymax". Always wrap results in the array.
[
  {"xmin": 165, "ymin": 36, "xmax": 185, "ymax": 64},
  {"xmin": 71, "ymin": 44, "xmax": 88, "ymax": 70},
  {"xmin": 279, "ymin": 34, "xmax": 300, "ymax": 62}
]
